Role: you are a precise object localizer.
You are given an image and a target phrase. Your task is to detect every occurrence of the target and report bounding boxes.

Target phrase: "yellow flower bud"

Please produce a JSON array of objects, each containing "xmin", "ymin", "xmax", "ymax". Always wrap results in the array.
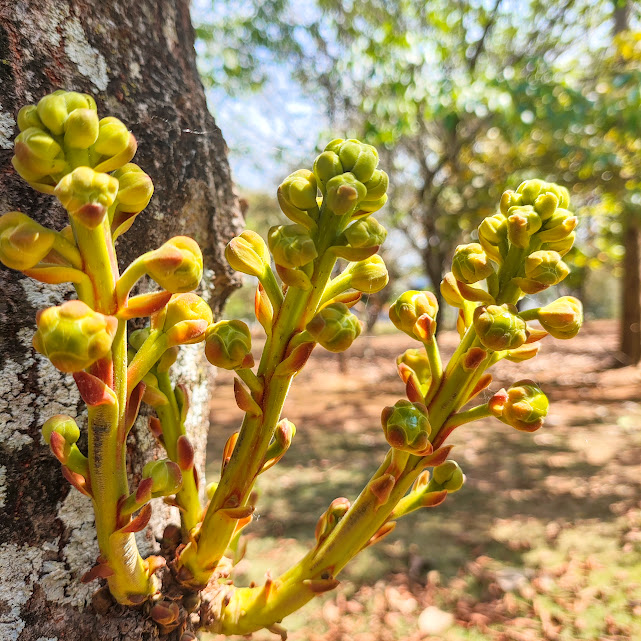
[
  {"xmin": 0, "ymin": 211, "xmax": 56, "ymax": 270},
  {"xmin": 55, "ymin": 167, "xmax": 119, "ymax": 227},
  {"xmin": 490, "ymin": 380, "xmax": 549, "ymax": 432},
  {"xmin": 36, "ymin": 92, "xmax": 69, "ymax": 136},
  {"xmin": 225, "ymin": 230, "xmax": 270, "ymax": 277},
  {"xmin": 516, "ymin": 179, "xmax": 570, "ymax": 210},
  {"xmin": 506, "ymin": 205, "xmax": 542, "ymax": 248},
  {"xmin": 363, "ymin": 170, "xmax": 389, "ymax": 200},
  {"xmin": 473, "ymin": 304, "xmax": 528, "ymax": 352},
  {"xmin": 348, "ymin": 255, "xmax": 389, "ymax": 293},
  {"xmin": 156, "ymin": 293, "xmax": 213, "ymax": 346},
  {"xmin": 279, "ymin": 169, "xmax": 318, "ymax": 210},
  {"xmin": 94, "ymin": 116, "xmax": 131, "ymax": 156},
  {"xmin": 389, "ymin": 290, "xmax": 439, "ymax": 340},
  {"xmin": 145, "ymin": 236, "xmax": 203, "ymax": 292},
  {"xmin": 13, "ymin": 127, "xmax": 66, "ymax": 179},
  {"xmin": 524, "ymin": 251, "xmax": 569, "ymax": 286},
  {"xmin": 440, "ymin": 273, "xmax": 466, "ymax": 308},
  {"xmin": 17, "ymin": 105, "xmax": 44, "ymax": 132},
  {"xmin": 112, "ymin": 164, "xmax": 154, "ymax": 213},
  {"xmin": 451, "ymin": 243, "xmax": 494, "ymax": 284},
  {"xmin": 306, "ymin": 302, "xmax": 362, "ymax": 352},
  {"xmin": 537, "ymin": 296, "xmax": 583, "ymax": 339},
  {"xmin": 397, "ymin": 348, "xmax": 431, "ymax": 385},
  {"xmin": 64, "ymin": 108, "xmax": 100, "ymax": 149},
  {"xmin": 33, "ymin": 300, "xmax": 118, "ymax": 372},
  {"xmin": 268, "ymin": 224, "xmax": 317, "ymax": 268},
  {"xmin": 324, "ymin": 173, "xmax": 367, "ymax": 215},
  {"xmin": 313, "ymin": 151, "xmax": 344, "ymax": 190},
  {"xmin": 42, "ymin": 415, "xmax": 80, "ymax": 446},
  {"xmin": 537, "ymin": 209, "xmax": 577, "ymax": 242},
  {"xmin": 325, "ymin": 138, "xmax": 378, "ymax": 182},
  {"xmin": 205, "ymin": 320, "xmax": 253, "ymax": 369},
  {"xmin": 344, "ymin": 217, "xmax": 387, "ymax": 249}
]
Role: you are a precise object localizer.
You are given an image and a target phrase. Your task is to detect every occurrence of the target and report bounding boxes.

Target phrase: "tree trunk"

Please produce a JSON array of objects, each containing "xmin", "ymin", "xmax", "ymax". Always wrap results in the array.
[
  {"xmin": 0, "ymin": 2, "xmax": 242, "ymax": 639},
  {"xmin": 619, "ymin": 215, "xmax": 641, "ymax": 365}
]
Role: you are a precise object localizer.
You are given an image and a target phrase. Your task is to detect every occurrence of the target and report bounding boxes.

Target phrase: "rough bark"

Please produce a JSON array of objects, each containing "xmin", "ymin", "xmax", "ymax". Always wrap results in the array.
[{"xmin": 0, "ymin": 1, "xmax": 242, "ymax": 639}]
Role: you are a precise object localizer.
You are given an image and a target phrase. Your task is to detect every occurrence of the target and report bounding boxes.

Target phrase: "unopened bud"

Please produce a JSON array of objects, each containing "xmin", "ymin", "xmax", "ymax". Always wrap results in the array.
[
  {"xmin": 544, "ymin": 232, "xmax": 575, "ymax": 257},
  {"xmin": 524, "ymin": 250, "xmax": 569, "ymax": 287},
  {"xmin": 389, "ymin": 290, "xmax": 438, "ymax": 340},
  {"xmin": 432, "ymin": 460, "xmax": 464, "ymax": 492},
  {"xmin": 158, "ymin": 293, "xmax": 213, "ymax": 345},
  {"xmin": 145, "ymin": 236, "xmax": 203, "ymax": 292},
  {"xmin": 344, "ymin": 217, "xmax": 387, "ymax": 249},
  {"xmin": 64, "ymin": 108, "xmax": 100, "ymax": 149},
  {"xmin": 313, "ymin": 151, "xmax": 343, "ymax": 190},
  {"xmin": 363, "ymin": 169, "xmax": 389, "ymax": 200},
  {"xmin": 381, "ymin": 399, "xmax": 431, "ymax": 454},
  {"xmin": 268, "ymin": 224, "xmax": 317, "ymax": 269},
  {"xmin": 451, "ymin": 243, "xmax": 494, "ymax": 284},
  {"xmin": 473, "ymin": 304, "xmax": 528, "ymax": 352},
  {"xmin": 36, "ymin": 92, "xmax": 69, "ymax": 136},
  {"xmin": 33, "ymin": 301, "xmax": 118, "ymax": 372},
  {"xmin": 42, "ymin": 414, "xmax": 80, "ymax": 445},
  {"xmin": 348, "ymin": 255, "xmax": 389, "ymax": 293},
  {"xmin": 93, "ymin": 116, "xmax": 130, "ymax": 156},
  {"xmin": 205, "ymin": 320, "xmax": 253, "ymax": 369},
  {"xmin": 142, "ymin": 459, "xmax": 182, "ymax": 497},
  {"xmin": 128, "ymin": 328, "xmax": 151, "ymax": 351},
  {"xmin": 279, "ymin": 169, "xmax": 318, "ymax": 210},
  {"xmin": 17, "ymin": 105, "xmax": 44, "ymax": 131},
  {"xmin": 324, "ymin": 173, "xmax": 367, "ymax": 215},
  {"xmin": 440, "ymin": 273, "xmax": 465, "ymax": 308},
  {"xmin": 315, "ymin": 497, "xmax": 351, "ymax": 544},
  {"xmin": 537, "ymin": 209, "xmax": 577, "ymax": 242},
  {"xmin": 325, "ymin": 138, "xmax": 378, "ymax": 182},
  {"xmin": 506, "ymin": 205, "xmax": 542, "ymax": 248},
  {"xmin": 0, "ymin": 211, "xmax": 56, "ymax": 270},
  {"xmin": 13, "ymin": 127, "xmax": 66, "ymax": 180},
  {"xmin": 112, "ymin": 164, "xmax": 154, "ymax": 213},
  {"xmin": 55, "ymin": 167, "xmax": 118, "ymax": 227},
  {"xmin": 225, "ymin": 230, "xmax": 270, "ymax": 277},
  {"xmin": 478, "ymin": 213, "xmax": 508, "ymax": 262},
  {"xmin": 306, "ymin": 302, "xmax": 362, "ymax": 352},
  {"xmin": 490, "ymin": 380, "xmax": 549, "ymax": 432},
  {"xmin": 516, "ymin": 179, "xmax": 570, "ymax": 211},
  {"xmin": 537, "ymin": 296, "xmax": 583, "ymax": 339},
  {"xmin": 397, "ymin": 348, "xmax": 431, "ymax": 385}
]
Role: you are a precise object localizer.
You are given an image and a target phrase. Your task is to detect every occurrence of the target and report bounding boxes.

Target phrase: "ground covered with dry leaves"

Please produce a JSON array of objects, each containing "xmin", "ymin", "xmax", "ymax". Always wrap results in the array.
[{"xmin": 205, "ymin": 320, "xmax": 641, "ymax": 641}]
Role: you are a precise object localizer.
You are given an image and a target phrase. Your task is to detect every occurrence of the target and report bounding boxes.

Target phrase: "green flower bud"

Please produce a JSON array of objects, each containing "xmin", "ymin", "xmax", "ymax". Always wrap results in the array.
[
  {"xmin": 36, "ymin": 92, "xmax": 69, "ymax": 136},
  {"xmin": 159, "ymin": 293, "xmax": 213, "ymax": 345},
  {"xmin": 537, "ymin": 296, "xmax": 583, "ymax": 339},
  {"xmin": 13, "ymin": 127, "xmax": 66, "ymax": 179},
  {"xmin": 473, "ymin": 304, "xmax": 528, "ymax": 351},
  {"xmin": 64, "ymin": 108, "xmax": 100, "ymax": 149},
  {"xmin": 33, "ymin": 300, "xmax": 118, "ymax": 372},
  {"xmin": 524, "ymin": 251, "xmax": 569, "ymax": 286},
  {"xmin": 42, "ymin": 415, "xmax": 80, "ymax": 446},
  {"xmin": 432, "ymin": 460, "xmax": 464, "ymax": 492},
  {"xmin": 268, "ymin": 224, "xmax": 317, "ymax": 268},
  {"xmin": 279, "ymin": 169, "xmax": 318, "ymax": 210},
  {"xmin": 93, "ymin": 116, "xmax": 131, "ymax": 156},
  {"xmin": 142, "ymin": 459, "xmax": 182, "ymax": 497},
  {"xmin": 313, "ymin": 151, "xmax": 344, "ymax": 190},
  {"xmin": 363, "ymin": 170, "xmax": 389, "ymax": 200},
  {"xmin": 348, "ymin": 255, "xmax": 389, "ymax": 293},
  {"xmin": 324, "ymin": 173, "xmax": 367, "ymax": 216},
  {"xmin": 381, "ymin": 399, "xmax": 431, "ymax": 454},
  {"xmin": 544, "ymin": 232, "xmax": 575, "ymax": 257},
  {"xmin": 516, "ymin": 179, "xmax": 570, "ymax": 210},
  {"xmin": 478, "ymin": 213, "xmax": 508, "ymax": 262},
  {"xmin": 389, "ymin": 290, "xmax": 439, "ymax": 339},
  {"xmin": 112, "ymin": 164, "xmax": 154, "ymax": 213},
  {"xmin": 226, "ymin": 230, "xmax": 270, "ymax": 278},
  {"xmin": 17, "ymin": 105, "xmax": 44, "ymax": 131},
  {"xmin": 451, "ymin": 243, "xmax": 494, "ymax": 284},
  {"xmin": 325, "ymin": 138, "xmax": 378, "ymax": 183},
  {"xmin": 0, "ymin": 211, "xmax": 56, "ymax": 270},
  {"xmin": 397, "ymin": 348, "xmax": 431, "ymax": 385},
  {"xmin": 491, "ymin": 380, "xmax": 549, "ymax": 432},
  {"xmin": 129, "ymin": 328, "xmax": 151, "ymax": 352},
  {"xmin": 55, "ymin": 167, "xmax": 119, "ymax": 227},
  {"xmin": 205, "ymin": 319, "xmax": 254, "ymax": 369},
  {"xmin": 506, "ymin": 205, "xmax": 542, "ymax": 248},
  {"xmin": 306, "ymin": 302, "xmax": 362, "ymax": 352},
  {"xmin": 344, "ymin": 217, "xmax": 387, "ymax": 249},
  {"xmin": 145, "ymin": 236, "xmax": 203, "ymax": 292}
]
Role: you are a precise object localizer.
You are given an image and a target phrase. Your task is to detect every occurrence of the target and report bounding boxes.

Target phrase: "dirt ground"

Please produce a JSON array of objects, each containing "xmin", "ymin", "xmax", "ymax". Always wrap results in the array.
[{"xmin": 205, "ymin": 320, "xmax": 641, "ymax": 641}]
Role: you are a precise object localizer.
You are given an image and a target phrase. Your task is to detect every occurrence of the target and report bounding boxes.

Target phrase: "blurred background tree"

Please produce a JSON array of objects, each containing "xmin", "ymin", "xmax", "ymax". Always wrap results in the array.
[{"xmin": 195, "ymin": 0, "xmax": 640, "ymax": 363}]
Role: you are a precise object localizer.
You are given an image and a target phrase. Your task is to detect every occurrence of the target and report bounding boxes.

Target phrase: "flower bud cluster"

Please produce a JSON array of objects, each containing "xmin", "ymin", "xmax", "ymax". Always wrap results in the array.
[
  {"xmin": 489, "ymin": 381, "xmax": 549, "ymax": 432},
  {"xmin": 381, "ymin": 400, "xmax": 432, "ymax": 454},
  {"xmin": 13, "ymin": 90, "xmax": 136, "ymax": 192}
]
